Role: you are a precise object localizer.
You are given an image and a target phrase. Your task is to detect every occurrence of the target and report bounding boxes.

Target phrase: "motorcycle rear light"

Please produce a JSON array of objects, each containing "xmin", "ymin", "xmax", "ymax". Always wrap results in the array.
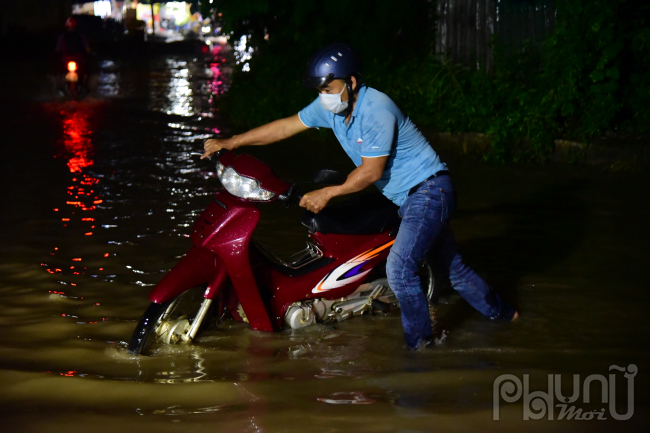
[{"xmin": 68, "ymin": 61, "xmax": 77, "ymax": 72}]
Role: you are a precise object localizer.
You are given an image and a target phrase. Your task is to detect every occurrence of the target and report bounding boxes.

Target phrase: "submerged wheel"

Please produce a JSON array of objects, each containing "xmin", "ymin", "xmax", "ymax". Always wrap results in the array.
[{"xmin": 127, "ymin": 287, "xmax": 213, "ymax": 356}]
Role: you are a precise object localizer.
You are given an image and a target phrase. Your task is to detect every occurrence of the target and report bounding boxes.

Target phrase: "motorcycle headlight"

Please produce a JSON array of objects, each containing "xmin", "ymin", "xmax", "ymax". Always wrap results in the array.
[{"xmin": 217, "ymin": 164, "xmax": 276, "ymax": 201}]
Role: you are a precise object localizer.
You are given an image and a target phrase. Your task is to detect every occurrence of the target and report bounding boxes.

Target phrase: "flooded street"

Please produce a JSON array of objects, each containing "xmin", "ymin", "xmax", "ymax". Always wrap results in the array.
[{"xmin": 0, "ymin": 52, "xmax": 648, "ymax": 432}]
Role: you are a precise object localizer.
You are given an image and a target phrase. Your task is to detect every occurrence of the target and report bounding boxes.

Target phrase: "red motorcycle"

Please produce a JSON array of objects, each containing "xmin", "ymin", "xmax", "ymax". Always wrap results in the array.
[{"xmin": 128, "ymin": 150, "xmax": 435, "ymax": 355}]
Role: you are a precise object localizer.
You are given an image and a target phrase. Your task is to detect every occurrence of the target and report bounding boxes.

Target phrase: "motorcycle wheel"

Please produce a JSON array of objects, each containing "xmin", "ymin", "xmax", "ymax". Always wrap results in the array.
[
  {"xmin": 366, "ymin": 258, "xmax": 436, "ymax": 303},
  {"xmin": 418, "ymin": 259, "xmax": 436, "ymax": 301},
  {"xmin": 127, "ymin": 286, "xmax": 214, "ymax": 356}
]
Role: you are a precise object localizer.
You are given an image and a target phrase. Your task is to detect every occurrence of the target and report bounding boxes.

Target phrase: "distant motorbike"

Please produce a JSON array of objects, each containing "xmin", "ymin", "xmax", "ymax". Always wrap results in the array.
[
  {"xmin": 128, "ymin": 150, "xmax": 436, "ymax": 355},
  {"xmin": 62, "ymin": 55, "xmax": 87, "ymax": 99}
]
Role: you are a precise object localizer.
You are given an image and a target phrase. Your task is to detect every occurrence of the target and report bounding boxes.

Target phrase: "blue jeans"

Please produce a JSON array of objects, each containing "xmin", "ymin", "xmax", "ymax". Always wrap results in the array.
[{"xmin": 386, "ymin": 175, "xmax": 516, "ymax": 349}]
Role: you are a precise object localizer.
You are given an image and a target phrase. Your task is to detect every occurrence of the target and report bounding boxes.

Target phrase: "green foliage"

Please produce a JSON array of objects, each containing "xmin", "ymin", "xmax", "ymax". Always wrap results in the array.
[
  {"xmin": 205, "ymin": 0, "xmax": 434, "ymax": 130},
  {"xmin": 205, "ymin": 0, "xmax": 650, "ymax": 163}
]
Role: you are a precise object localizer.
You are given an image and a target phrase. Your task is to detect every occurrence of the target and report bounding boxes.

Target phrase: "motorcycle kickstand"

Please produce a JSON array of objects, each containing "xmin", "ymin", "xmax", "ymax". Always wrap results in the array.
[{"xmin": 368, "ymin": 283, "xmax": 391, "ymax": 314}]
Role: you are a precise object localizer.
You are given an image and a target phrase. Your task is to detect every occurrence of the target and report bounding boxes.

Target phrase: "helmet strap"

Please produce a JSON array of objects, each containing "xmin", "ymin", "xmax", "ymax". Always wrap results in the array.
[{"xmin": 344, "ymin": 77, "xmax": 356, "ymax": 118}]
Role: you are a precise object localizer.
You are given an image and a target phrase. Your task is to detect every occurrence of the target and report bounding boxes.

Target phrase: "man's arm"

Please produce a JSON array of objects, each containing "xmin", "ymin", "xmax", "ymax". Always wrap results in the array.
[
  {"xmin": 299, "ymin": 156, "xmax": 388, "ymax": 213},
  {"xmin": 202, "ymin": 114, "xmax": 308, "ymax": 158}
]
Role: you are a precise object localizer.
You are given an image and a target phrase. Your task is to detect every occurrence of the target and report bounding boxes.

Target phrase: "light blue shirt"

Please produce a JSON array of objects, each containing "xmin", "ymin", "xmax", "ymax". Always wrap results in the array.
[{"xmin": 298, "ymin": 85, "xmax": 447, "ymax": 206}]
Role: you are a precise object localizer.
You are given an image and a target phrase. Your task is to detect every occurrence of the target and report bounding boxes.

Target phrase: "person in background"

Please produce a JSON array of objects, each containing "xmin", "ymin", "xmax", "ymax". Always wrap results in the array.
[{"xmin": 56, "ymin": 17, "xmax": 90, "ymax": 58}]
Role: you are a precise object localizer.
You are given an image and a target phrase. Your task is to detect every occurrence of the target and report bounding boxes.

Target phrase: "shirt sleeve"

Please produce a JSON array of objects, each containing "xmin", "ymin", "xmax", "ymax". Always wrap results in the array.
[
  {"xmin": 360, "ymin": 108, "xmax": 396, "ymax": 157},
  {"xmin": 298, "ymin": 97, "xmax": 332, "ymax": 129}
]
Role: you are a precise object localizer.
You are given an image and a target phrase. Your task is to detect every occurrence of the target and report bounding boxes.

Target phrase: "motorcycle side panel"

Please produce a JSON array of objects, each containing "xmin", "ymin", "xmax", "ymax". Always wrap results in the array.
[
  {"xmin": 192, "ymin": 192, "xmax": 275, "ymax": 332},
  {"xmin": 256, "ymin": 232, "xmax": 395, "ymax": 328},
  {"xmin": 190, "ymin": 192, "xmax": 259, "ymax": 248},
  {"xmin": 148, "ymin": 246, "xmax": 219, "ymax": 304}
]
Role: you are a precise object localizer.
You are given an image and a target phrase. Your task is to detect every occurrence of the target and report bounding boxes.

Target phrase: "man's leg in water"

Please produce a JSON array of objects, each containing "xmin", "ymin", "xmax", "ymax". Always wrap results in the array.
[
  {"xmin": 387, "ymin": 176, "xmax": 517, "ymax": 350},
  {"xmin": 430, "ymin": 227, "xmax": 517, "ymax": 321},
  {"xmin": 386, "ymin": 180, "xmax": 448, "ymax": 349}
]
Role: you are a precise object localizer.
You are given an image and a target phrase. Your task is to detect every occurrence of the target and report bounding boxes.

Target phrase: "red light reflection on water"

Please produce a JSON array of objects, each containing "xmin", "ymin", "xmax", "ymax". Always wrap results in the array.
[
  {"xmin": 62, "ymin": 110, "xmax": 93, "ymax": 173},
  {"xmin": 45, "ymin": 107, "xmax": 110, "ymax": 288},
  {"xmin": 207, "ymin": 45, "xmax": 229, "ymax": 112}
]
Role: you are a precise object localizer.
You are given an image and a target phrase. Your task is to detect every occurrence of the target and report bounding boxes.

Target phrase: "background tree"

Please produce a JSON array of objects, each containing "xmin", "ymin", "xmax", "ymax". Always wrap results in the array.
[{"xmin": 201, "ymin": 0, "xmax": 650, "ymax": 163}]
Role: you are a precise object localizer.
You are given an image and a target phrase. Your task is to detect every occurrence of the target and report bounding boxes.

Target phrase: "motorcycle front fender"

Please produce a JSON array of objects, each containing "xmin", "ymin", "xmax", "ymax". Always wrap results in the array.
[{"xmin": 148, "ymin": 246, "xmax": 228, "ymax": 304}]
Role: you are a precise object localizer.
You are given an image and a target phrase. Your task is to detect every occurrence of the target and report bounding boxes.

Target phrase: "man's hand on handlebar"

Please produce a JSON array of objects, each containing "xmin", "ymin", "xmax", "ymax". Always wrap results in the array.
[
  {"xmin": 202, "ymin": 138, "xmax": 237, "ymax": 159},
  {"xmin": 299, "ymin": 188, "xmax": 334, "ymax": 214}
]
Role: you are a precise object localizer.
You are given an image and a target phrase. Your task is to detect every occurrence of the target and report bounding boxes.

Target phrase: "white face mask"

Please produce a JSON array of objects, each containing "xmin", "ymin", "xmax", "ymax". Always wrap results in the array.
[{"xmin": 319, "ymin": 83, "xmax": 348, "ymax": 114}]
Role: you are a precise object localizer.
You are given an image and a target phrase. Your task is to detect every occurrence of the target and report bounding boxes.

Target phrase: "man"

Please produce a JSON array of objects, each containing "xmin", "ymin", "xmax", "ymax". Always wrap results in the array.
[
  {"xmin": 56, "ymin": 17, "xmax": 90, "ymax": 58},
  {"xmin": 56, "ymin": 17, "xmax": 92, "ymax": 90},
  {"xmin": 202, "ymin": 43, "xmax": 518, "ymax": 350}
]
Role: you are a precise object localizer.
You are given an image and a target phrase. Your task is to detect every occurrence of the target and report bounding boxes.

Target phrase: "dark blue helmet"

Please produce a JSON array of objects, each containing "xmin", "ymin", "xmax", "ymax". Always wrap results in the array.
[{"xmin": 303, "ymin": 43, "xmax": 361, "ymax": 89}]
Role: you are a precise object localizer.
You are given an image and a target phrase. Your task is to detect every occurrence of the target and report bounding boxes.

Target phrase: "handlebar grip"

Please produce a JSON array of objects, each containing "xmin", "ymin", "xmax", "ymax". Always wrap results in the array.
[
  {"xmin": 190, "ymin": 149, "xmax": 225, "ymax": 160},
  {"xmin": 278, "ymin": 184, "xmax": 302, "ymax": 208}
]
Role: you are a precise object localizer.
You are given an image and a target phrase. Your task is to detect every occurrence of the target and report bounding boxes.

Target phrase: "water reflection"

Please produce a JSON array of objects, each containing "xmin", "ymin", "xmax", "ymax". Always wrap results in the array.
[
  {"xmin": 61, "ymin": 109, "xmax": 94, "ymax": 173},
  {"xmin": 166, "ymin": 60, "xmax": 193, "ymax": 116},
  {"xmin": 45, "ymin": 107, "xmax": 105, "ymax": 284},
  {"xmin": 206, "ymin": 43, "xmax": 229, "ymax": 110},
  {"xmin": 317, "ymin": 391, "xmax": 393, "ymax": 405},
  {"xmin": 97, "ymin": 60, "xmax": 121, "ymax": 98},
  {"xmin": 145, "ymin": 52, "xmax": 231, "ymax": 119},
  {"xmin": 233, "ymin": 34, "xmax": 255, "ymax": 72}
]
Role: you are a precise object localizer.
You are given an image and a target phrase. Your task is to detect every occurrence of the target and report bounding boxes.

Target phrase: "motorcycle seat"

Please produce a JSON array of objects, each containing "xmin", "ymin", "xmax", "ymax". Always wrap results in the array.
[{"xmin": 301, "ymin": 192, "xmax": 400, "ymax": 235}]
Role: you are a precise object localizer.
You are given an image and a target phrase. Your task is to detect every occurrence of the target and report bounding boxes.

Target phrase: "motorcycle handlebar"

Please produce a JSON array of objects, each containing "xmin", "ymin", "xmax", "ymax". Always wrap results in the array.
[
  {"xmin": 191, "ymin": 149, "xmax": 305, "ymax": 208},
  {"xmin": 278, "ymin": 184, "xmax": 302, "ymax": 208},
  {"xmin": 189, "ymin": 149, "xmax": 225, "ymax": 160}
]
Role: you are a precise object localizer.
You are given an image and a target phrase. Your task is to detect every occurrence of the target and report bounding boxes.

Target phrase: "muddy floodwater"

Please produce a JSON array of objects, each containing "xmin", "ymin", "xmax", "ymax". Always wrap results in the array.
[{"xmin": 0, "ymin": 52, "xmax": 648, "ymax": 432}]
